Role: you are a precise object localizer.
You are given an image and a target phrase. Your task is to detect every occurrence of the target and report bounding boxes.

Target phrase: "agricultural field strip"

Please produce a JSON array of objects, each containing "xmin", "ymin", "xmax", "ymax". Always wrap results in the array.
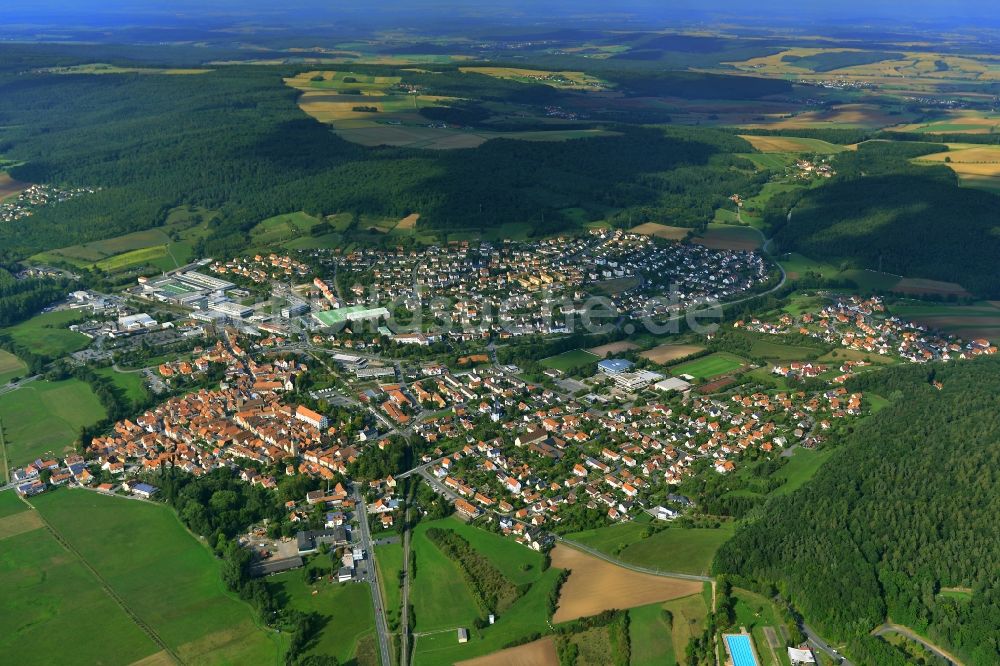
[{"xmin": 23, "ymin": 495, "xmax": 180, "ymax": 662}]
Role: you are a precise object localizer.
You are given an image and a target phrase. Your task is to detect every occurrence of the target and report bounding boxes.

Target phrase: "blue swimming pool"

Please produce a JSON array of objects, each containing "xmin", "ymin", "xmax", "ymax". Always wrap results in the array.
[{"xmin": 725, "ymin": 634, "xmax": 760, "ymax": 666}]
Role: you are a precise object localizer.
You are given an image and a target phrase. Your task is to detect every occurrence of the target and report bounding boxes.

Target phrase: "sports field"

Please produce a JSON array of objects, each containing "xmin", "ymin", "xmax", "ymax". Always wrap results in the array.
[
  {"xmin": 1, "ymin": 309, "xmax": 90, "ymax": 357},
  {"xmin": 0, "ymin": 379, "xmax": 106, "ymax": 467},
  {"xmin": 0, "ymin": 350, "xmax": 27, "ymax": 385},
  {"xmin": 539, "ymin": 348, "xmax": 600, "ymax": 372},
  {"xmin": 671, "ymin": 352, "xmax": 747, "ymax": 379},
  {"xmin": 32, "ymin": 489, "xmax": 283, "ymax": 664}
]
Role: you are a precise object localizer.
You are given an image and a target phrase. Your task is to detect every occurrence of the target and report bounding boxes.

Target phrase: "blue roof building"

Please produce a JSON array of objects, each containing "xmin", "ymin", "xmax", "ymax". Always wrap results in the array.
[{"xmin": 597, "ymin": 358, "xmax": 634, "ymax": 375}]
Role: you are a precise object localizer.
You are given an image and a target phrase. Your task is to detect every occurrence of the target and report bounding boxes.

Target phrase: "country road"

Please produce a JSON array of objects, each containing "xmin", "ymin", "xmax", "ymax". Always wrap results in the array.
[
  {"xmin": 874, "ymin": 623, "xmax": 963, "ymax": 666},
  {"xmin": 355, "ymin": 489, "xmax": 393, "ymax": 666}
]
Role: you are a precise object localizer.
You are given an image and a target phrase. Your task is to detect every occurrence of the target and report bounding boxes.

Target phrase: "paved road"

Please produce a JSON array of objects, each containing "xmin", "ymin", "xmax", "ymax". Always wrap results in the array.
[
  {"xmin": 355, "ymin": 489, "xmax": 393, "ymax": 666},
  {"xmin": 874, "ymin": 623, "xmax": 962, "ymax": 666},
  {"xmin": 803, "ymin": 622, "xmax": 853, "ymax": 666},
  {"xmin": 0, "ymin": 374, "xmax": 40, "ymax": 397}
]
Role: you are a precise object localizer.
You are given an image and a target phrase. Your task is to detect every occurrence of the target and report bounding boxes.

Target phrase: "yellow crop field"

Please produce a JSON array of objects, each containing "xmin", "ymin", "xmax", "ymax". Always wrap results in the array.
[
  {"xmin": 739, "ymin": 135, "xmax": 851, "ymax": 153},
  {"xmin": 915, "ymin": 145, "xmax": 1000, "ymax": 190}
]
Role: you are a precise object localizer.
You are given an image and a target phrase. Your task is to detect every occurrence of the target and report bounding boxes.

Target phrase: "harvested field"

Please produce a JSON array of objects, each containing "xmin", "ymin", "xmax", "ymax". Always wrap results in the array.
[
  {"xmin": 692, "ymin": 224, "xmax": 762, "ymax": 251},
  {"xmin": 890, "ymin": 301, "xmax": 1000, "ymax": 340},
  {"xmin": 640, "ymin": 343, "xmax": 705, "ymax": 364},
  {"xmin": 0, "ymin": 510, "xmax": 43, "ymax": 541},
  {"xmin": 630, "ymin": 222, "xmax": 690, "ymax": 241},
  {"xmin": 698, "ymin": 377, "xmax": 738, "ymax": 394},
  {"xmin": 550, "ymin": 545, "xmax": 701, "ymax": 623},
  {"xmin": 456, "ymin": 636, "xmax": 559, "ymax": 666},
  {"xmin": 743, "ymin": 103, "xmax": 907, "ymax": 130},
  {"xmin": 396, "ymin": 213, "xmax": 420, "ymax": 230},
  {"xmin": 587, "ymin": 341, "xmax": 639, "ymax": 358},
  {"xmin": 915, "ymin": 145, "xmax": 1000, "ymax": 190},
  {"xmin": 892, "ymin": 277, "xmax": 970, "ymax": 298},
  {"xmin": 0, "ymin": 172, "xmax": 28, "ymax": 201},
  {"xmin": 739, "ymin": 135, "xmax": 849, "ymax": 154}
]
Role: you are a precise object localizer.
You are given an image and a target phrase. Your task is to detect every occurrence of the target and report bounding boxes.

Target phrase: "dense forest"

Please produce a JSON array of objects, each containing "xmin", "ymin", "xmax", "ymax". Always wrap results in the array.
[
  {"xmin": 0, "ymin": 50, "xmax": 764, "ymax": 262},
  {"xmin": 764, "ymin": 141, "xmax": 1000, "ymax": 297},
  {"xmin": 714, "ymin": 357, "xmax": 1000, "ymax": 666},
  {"xmin": 0, "ymin": 268, "xmax": 70, "ymax": 327}
]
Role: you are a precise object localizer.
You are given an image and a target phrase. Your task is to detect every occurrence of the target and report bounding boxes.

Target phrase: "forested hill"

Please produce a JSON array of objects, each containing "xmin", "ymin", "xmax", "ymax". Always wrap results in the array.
[
  {"xmin": 714, "ymin": 357, "xmax": 1000, "ymax": 666},
  {"xmin": 0, "ymin": 55, "xmax": 762, "ymax": 262},
  {"xmin": 764, "ymin": 141, "xmax": 1000, "ymax": 298}
]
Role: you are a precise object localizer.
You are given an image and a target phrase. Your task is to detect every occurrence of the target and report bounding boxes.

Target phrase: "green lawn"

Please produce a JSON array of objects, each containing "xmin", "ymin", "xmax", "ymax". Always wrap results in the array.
[
  {"xmin": 771, "ymin": 447, "xmax": 834, "ymax": 496},
  {"xmin": 266, "ymin": 571, "xmax": 375, "ymax": 664},
  {"xmin": 432, "ymin": 515, "xmax": 544, "ymax": 585},
  {"xmin": 250, "ymin": 211, "xmax": 325, "ymax": 247},
  {"xmin": 566, "ymin": 522, "xmax": 735, "ymax": 576},
  {"xmin": 672, "ymin": 352, "xmax": 747, "ymax": 379},
  {"xmin": 0, "ymin": 489, "xmax": 28, "ymax": 518},
  {"xmin": 411, "ymin": 567, "xmax": 565, "ymax": 665},
  {"xmin": 617, "ymin": 525, "xmax": 736, "ymax": 576},
  {"xmin": 410, "ymin": 520, "xmax": 482, "ymax": 633},
  {"xmin": 32, "ymin": 489, "xmax": 284, "ymax": 664},
  {"xmin": 0, "ymin": 523, "xmax": 159, "ymax": 665},
  {"xmin": 409, "ymin": 517, "xmax": 564, "ymax": 664},
  {"xmin": 540, "ymin": 348, "xmax": 600, "ymax": 373},
  {"xmin": 732, "ymin": 588, "xmax": 792, "ymax": 666},
  {"xmin": 750, "ymin": 338, "xmax": 823, "ymax": 361},
  {"xmin": 0, "ymin": 379, "xmax": 106, "ymax": 468},
  {"xmin": 375, "ymin": 542, "xmax": 404, "ymax": 628},
  {"xmin": 0, "ymin": 350, "xmax": 27, "ymax": 385},
  {"xmin": 1, "ymin": 310, "xmax": 90, "ymax": 357},
  {"xmin": 630, "ymin": 601, "xmax": 677, "ymax": 665},
  {"xmin": 95, "ymin": 367, "xmax": 149, "ymax": 405}
]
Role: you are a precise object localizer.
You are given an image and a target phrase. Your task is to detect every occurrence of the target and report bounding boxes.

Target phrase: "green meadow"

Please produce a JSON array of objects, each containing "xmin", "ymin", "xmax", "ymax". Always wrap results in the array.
[
  {"xmin": 0, "ymin": 515, "xmax": 159, "ymax": 665},
  {"xmin": 0, "ymin": 379, "xmax": 106, "ymax": 467},
  {"xmin": 1, "ymin": 309, "xmax": 90, "ymax": 358},
  {"xmin": 266, "ymin": 571, "xmax": 376, "ymax": 664},
  {"xmin": 409, "ymin": 516, "xmax": 564, "ymax": 664},
  {"xmin": 32, "ymin": 489, "xmax": 284, "ymax": 664},
  {"xmin": 565, "ymin": 521, "xmax": 735, "ymax": 576}
]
